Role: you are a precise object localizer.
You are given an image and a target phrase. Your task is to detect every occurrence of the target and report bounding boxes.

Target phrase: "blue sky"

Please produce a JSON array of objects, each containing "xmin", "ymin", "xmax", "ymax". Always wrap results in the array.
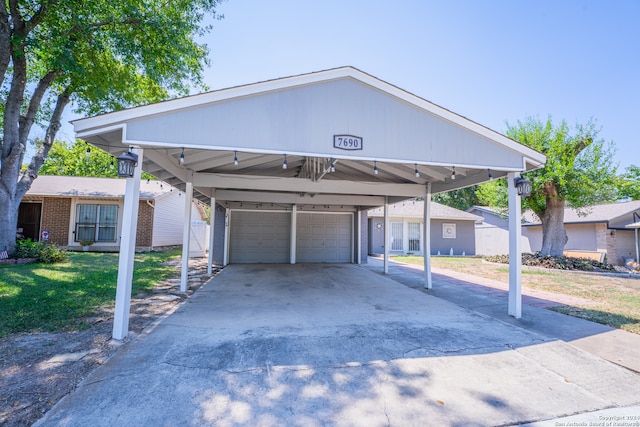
[{"xmin": 59, "ymin": 0, "xmax": 638, "ymax": 170}]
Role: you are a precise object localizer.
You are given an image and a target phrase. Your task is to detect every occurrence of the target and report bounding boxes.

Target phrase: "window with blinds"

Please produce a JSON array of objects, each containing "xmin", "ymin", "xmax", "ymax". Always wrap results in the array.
[{"xmin": 75, "ymin": 204, "xmax": 118, "ymax": 242}]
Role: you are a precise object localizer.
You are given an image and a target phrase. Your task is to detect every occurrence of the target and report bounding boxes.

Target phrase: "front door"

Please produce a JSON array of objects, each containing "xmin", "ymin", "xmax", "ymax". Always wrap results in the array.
[{"xmin": 18, "ymin": 202, "xmax": 43, "ymax": 241}]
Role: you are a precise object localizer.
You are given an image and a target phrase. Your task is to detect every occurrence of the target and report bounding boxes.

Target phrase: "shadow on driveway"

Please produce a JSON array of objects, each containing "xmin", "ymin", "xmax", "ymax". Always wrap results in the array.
[{"xmin": 36, "ymin": 264, "xmax": 640, "ymax": 426}]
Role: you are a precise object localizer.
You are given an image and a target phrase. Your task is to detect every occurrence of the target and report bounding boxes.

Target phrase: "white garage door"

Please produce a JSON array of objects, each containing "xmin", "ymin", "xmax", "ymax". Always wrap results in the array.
[
  {"xmin": 229, "ymin": 211, "xmax": 291, "ymax": 263},
  {"xmin": 296, "ymin": 213, "xmax": 352, "ymax": 263}
]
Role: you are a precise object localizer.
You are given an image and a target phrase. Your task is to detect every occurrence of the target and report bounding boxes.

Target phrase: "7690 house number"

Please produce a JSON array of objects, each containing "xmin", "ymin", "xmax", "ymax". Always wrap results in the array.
[{"xmin": 333, "ymin": 135, "xmax": 363, "ymax": 150}]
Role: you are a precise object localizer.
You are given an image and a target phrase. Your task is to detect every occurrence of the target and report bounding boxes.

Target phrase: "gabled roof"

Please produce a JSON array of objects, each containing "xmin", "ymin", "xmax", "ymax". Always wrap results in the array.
[
  {"xmin": 25, "ymin": 176, "xmax": 178, "ymax": 199},
  {"xmin": 368, "ymin": 200, "xmax": 482, "ymax": 222},
  {"xmin": 71, "ymin": 66, "xmax": 546, "ymax": 206},
  {"xmin": 522, "ymin": 200, "xmax": 640, "ymax": 225}
]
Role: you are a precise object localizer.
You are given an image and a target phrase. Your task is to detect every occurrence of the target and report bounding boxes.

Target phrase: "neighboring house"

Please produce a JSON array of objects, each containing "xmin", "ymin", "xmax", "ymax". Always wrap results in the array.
[
  {"xmin": 469, "ymin": 201, "xmax": 640, "ymax": 265},
  {"xmin": 368, "ymin": 201, "xmax": 482, "ymax": 256},
  {"xmin": 467, "ymin": 206, "xmax": 534, "ymax": 256},
  {"xmin": 18, "ymin": 176, "xmax": 208, "ymax": 253}
]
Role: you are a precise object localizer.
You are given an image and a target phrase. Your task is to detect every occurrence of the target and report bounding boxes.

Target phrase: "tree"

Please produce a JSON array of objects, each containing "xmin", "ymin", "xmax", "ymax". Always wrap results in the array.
[
  {"xmin": 433, "ymin": 186, "xmax": 481, "ymax": 211},
  {"xmin": 1, "ymin": 0, "xmax": 221, "ymax": 255},
  {"xmin": 39, "ymin": 139, "xmax": 154, "ymax": 179},
  {"xmin": 617, "ymin": 165, "xmax": 640, "ymax": 200},
  {"xmin": 478, "ymin": 117, "xmax": 618, "ymax": 257}
]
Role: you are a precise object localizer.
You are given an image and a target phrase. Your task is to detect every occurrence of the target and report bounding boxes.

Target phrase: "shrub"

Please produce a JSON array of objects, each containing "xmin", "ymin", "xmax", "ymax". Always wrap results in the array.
[
  {"xmin": 485, "ymin": 252, "xmax": 616, "ymax": 272},
  {"xmin": 14, "ymin": 239, "xmax": 67, "ymax": 264}
]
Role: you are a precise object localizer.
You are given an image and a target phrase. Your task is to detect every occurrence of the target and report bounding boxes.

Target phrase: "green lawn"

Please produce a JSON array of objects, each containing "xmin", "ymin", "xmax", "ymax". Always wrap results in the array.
[
  {"xmin": 393, "ymin": 255, "xmax": 640, "ymax": 334},
  {"xmin": 0, "ymin": 249, "xmax": 181, "ymax": 337}
]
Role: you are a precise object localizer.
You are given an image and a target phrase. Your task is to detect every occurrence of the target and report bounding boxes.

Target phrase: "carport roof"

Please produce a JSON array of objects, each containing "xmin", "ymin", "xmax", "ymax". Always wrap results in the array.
[{"xmin": 73, "ymin": 67, "xmax": 545, "ymax": 207}]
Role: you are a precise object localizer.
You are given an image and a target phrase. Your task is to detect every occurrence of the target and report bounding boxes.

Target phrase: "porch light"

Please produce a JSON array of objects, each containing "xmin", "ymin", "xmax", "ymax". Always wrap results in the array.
[
  {"xmin": 451, "ymin": 166, "xmax": 456, "ymax": 180},
  {"xmin": 234, "ymin": 151, "xmax": 238, "ymax": 166},
  {"xmin": 374, "ymin": 161, "xmax": 378, "ymax": 175},
  {"xmin": 415, "ymin": 164, "xmax": 420, "ymax": 178},
  {"xmin": 330, "ymin": 159, "xmax": 335, "ymax": 173},
  {"xmin": 514, "ymin": 177, "xmax": 532, "ymax": 197},
  {"xmin": 116, "ymin": 150, "xmax": 139, "ymax": 178},
  {"xmin": 282, "ymin": 154, "xmax": 288, "ymax": 169},
  {"xmin": 179, "ymin": 148, "xmax": 185, "ymax": 165}
]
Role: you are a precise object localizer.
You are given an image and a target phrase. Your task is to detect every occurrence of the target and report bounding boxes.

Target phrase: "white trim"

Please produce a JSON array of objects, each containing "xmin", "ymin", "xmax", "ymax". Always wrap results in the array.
[
  {"xmin": 290, "ymin": 204, "xmax": 297, "ymax": 264},
  {"xmin": 120, "ymin": 138, "xmax": 533, "ymax": 172},
  {"xmin": 73, "ymin": 66, "xmax": 545, "ymax": 168},
  {"xmin": 424, "ymin": 183, "xmax": 432, "ymax": 289},
  {"xmin": 508, "ymin": 172, "xmax": 522, "ymax": 318},
  {"xmin": 207, "ymin": 196, "xmax": 216, "ymax": 275},
  {"xmin": 223, "ymin": 208, "xmax": 230, "ymax": 266},
  {"xmin": 112, "ymin": 148, "xmax": 143, "ymax": 340},
  {"xmin": 180, "ymin": 180, "xmax": 193, "ymax": 292}
]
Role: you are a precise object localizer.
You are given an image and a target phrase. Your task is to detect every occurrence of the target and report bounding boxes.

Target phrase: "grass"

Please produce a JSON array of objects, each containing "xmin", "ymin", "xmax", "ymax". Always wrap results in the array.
[
  {"xmin": 0, "ymin": 249, "xmax": 181, "ymax": 337},
  {"xmin": 393, "ymin": 255, "xmax": 640, "ymax": 335}
]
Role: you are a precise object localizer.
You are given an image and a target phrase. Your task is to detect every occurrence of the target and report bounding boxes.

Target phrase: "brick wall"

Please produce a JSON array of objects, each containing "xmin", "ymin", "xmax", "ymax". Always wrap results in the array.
[
  {"xmin": 41, "ymin": 197, "xmax": 71, "ymax": 245},
  {"xmin": 136, "ymin": 200, "xmax": 154, "ymax": 247}
]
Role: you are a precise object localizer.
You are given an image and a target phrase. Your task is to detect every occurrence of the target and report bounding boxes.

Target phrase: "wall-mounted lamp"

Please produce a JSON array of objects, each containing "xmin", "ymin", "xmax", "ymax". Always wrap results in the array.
[
  {"xmin": 330, "ymin": 159, "xmax": 335, "ymax": 173},
  {"xmin": 374, "ymin": 161, "xmax": 379, "ymax": 175},
  {"xmin": 233, "ymin": 151, "xmax": 238, "ymax": 166},
  {"xmin": 179, "ymin": 148, "xmax": 185, "ymax": 165},
  {"xmin": 451, "ymin": 166, "xmax": 456, "ymax": 180},
  {"xmin": 116, "ymin": 150, "xmax": 139, "ymax": 177},
  {"xmin": 514, "ymin": 177, "xmax": 532, "ymax": 197},
  {"xmin": 415, "ymin": 164, "xmax": 420, "ymax": 178},
  {"xmin": 282, "ymin": 154, "xmax": 288, "ymax": 169}
]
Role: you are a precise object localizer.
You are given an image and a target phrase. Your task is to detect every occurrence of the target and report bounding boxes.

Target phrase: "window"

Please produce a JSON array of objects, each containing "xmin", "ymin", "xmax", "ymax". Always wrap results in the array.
[
  {"xmin": 391, "ymin": 222, "xmax": 403, "ymax": 251},
  {"xmin": 408, "ymin": 222, "xmax": 421, "ymax": 252},
  {"xmin": 75, "ymin": 204, "xmax": 118, "ymax": 242}
]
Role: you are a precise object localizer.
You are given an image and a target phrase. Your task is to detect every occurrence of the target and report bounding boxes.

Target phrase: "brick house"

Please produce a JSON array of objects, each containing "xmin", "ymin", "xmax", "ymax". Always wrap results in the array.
[{"xmin": 18, "ymin": 176, "xmax": 207, "ymax": 252}]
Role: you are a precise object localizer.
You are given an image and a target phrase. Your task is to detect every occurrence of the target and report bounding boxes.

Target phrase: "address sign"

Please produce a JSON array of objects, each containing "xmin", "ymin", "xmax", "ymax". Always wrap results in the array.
[{"xmin": 333, "ymin": 135, "xmax": 363, "ymax": 150}]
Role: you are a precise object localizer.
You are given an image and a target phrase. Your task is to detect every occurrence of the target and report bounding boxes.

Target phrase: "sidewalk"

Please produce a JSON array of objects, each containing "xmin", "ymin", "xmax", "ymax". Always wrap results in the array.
[{"xmin": 362, "ymin": 257, "xmax": 640, "ymax": 374}]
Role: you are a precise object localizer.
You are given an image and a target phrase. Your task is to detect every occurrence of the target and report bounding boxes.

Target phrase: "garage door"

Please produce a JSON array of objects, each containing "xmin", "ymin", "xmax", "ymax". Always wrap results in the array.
[
  {"xmin": 229, "ymin": 211, "xmax": 291, "ymax": 263},
  {"xmin": 296, "ymin": 213, "xmax": 352, "ymax": 262}
]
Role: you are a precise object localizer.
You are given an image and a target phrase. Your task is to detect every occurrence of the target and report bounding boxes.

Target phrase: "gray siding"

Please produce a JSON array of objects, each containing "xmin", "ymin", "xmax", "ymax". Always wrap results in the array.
[
  {"xmin": 212, "ymin": 203, "xmax": 226, "ymax": 265},
  {"xmin": 430, "ymin": 220, "xmax": 476, "ymax": 256},
  {"xmin": 368, "ymin": 217, "xmax": 477, "ymax": 256},
  {"xmin": 127, "ymin": 78, "xmax": 525, "ymax": 170},
  {"xmin": 360, "ymin": 210, "xmax": 368, "ymax": 263}
]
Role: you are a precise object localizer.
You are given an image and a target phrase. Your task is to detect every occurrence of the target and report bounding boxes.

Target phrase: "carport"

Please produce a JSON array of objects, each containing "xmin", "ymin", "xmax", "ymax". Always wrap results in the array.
[{"xmin": 72, "ymin": 67, "xmax": 545, "ymax": 339}]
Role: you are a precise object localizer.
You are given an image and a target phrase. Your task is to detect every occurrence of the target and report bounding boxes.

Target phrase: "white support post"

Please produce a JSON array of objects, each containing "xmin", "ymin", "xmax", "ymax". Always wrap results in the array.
[
  {"xmin": 383, "ymin": 196, "xmax": 389, "ymax": 274},
  {"xmin": 635, "ymin": 228, "xmax": 639, "ymax": 264},
  {"xmin": 207, "ymin": 194, "xmax": 216, "ymax": 275},
  {"xmin": 356, "ymin": 210, "xmax": 362, "ymax": 265},
  {"xmin": 223, "ymin": 208, "xmax": 230, "ymax": 266},
  {"xmin": 424, "ymin": 184, "xmax": 432, "ymax": 289},
  {"xmin": 112, "ymin": 148, "xmax": 143, "ymax": 340},
  {"xmin": 180, "ymin": 179, "xmax": 193, "ymax": 293},
  {"xmin": 290, "ymin": 204, "xmax": 297, "ymax": 264},
  {"xmin": 508, "ymin": 172, "xmax": 522, "ymax": 318}
]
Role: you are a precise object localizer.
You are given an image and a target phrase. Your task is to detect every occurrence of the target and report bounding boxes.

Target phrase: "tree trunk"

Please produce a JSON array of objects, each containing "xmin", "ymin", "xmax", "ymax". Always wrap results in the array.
[
  {"xmin": 540, "ymin": 183, "xmax": 567, "ymax": 257},
  {"xmin": 0, "ymin": 190, "xmax": 20, "ymax": 255}
]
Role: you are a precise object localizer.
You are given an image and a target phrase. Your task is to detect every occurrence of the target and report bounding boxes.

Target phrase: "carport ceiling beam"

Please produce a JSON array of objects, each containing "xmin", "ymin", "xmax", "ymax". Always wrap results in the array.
[
  {"xmin": 215, "ymin": 190, "xmax": 386, "ymax": 206},
  {"xmin": 193, "ymin": 173, "xmax": 425, "ymax": 197},
  {"xmin": 144, "ymin": 149, "xmax": 189, "ymax": 182}
]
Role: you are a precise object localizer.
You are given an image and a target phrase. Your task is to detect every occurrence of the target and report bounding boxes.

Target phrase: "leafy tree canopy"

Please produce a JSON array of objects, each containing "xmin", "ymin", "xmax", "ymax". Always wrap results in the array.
[
  {"xmin": 433, "ymin": 186, "xmax": 480, "ymax": 211},
  {"xmin": 477, "ymin": 117, "xmax": 618, "ymax": 256},
  {"xmin": 38, "ymin": 139, "xmax": 154, "ymax": 179},
  {"xmin": 0, "ymin": 0, "xmax": 222, "ymax": 254},
  {"xmin": 617, "ymin": 165, "xmax": 640, "ymax": 200}
]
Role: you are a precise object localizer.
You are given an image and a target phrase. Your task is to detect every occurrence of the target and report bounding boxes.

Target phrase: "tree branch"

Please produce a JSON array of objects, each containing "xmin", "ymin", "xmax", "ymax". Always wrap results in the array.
[
  {"xmin": 17, "ymin": 86, "xmax": 72, "ymax": 199},
  {"xmin": 0, "ymin": 2, "xmax": 10, "ymax": 88},
  {"xmin": 25, "ymin": 0, "xmax": 59, "ymax": 33},
  {"xmin": 19, "ymin": 70, "xmax": 64, "ymax": 144}
]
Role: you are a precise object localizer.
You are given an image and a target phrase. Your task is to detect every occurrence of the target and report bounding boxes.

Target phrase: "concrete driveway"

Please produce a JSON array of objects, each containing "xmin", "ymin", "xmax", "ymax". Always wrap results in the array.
[{"xmin": 37, "ymin": 264, "xmax": 640, "ymax": 426}]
